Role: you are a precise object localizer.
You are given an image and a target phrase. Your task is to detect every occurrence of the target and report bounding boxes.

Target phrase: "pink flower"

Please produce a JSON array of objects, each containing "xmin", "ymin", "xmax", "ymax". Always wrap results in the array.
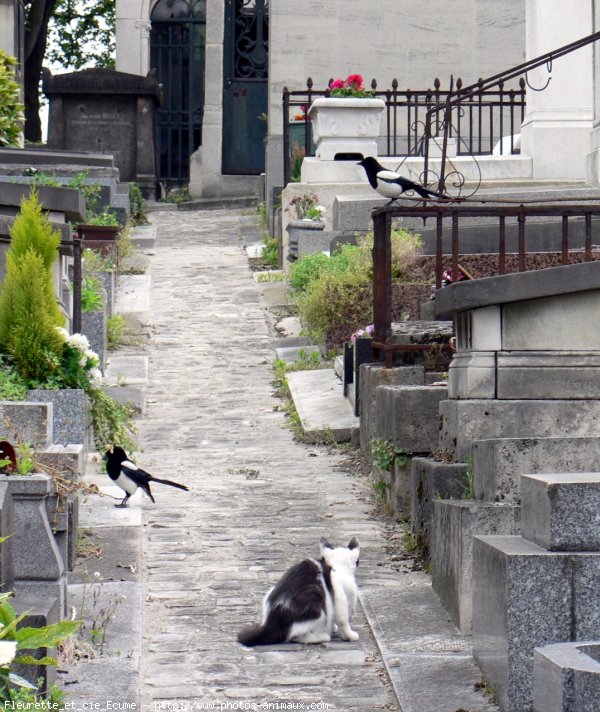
[
  {"xmin": 347, "ymin": 74, "xmax": 364, "ymax": 87},
  {"xmin": 330, "ymin": 79, "xmax": 346, "ymax": 89}
]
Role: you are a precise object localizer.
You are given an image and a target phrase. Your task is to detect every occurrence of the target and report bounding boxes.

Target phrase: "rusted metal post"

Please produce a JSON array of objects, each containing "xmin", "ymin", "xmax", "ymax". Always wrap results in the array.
[
  {"xmin": 451, "ymin": 211, "xmax": 459, "ymax": 280},
  {"xmin": 283, "ymin": 87, "xmax": 291, "ymax": 185},
  {"xmin": 72, "ymin": 231, "xmax": 82, "ymax": 334},
  {"xmin": 499, "ymin": 215, "xmax": 506, "ymax": 274},
  {"xmin": 372, "ymin": 210, "xmax": 392, "ymax": 346},
  {"xmin": 435, "ymin": 214, "xmax": 444, "ymax": 289},
  {"xmin": 585, "ymin": 212, "xmax": 592, "ymax": 261},
  {"xmin": 562, "ymin": 215, "xmax": 569, "ymax": 265},
  {"xmin": 518, "ymin": 210, "xmax": 526, "ymax": 272}
]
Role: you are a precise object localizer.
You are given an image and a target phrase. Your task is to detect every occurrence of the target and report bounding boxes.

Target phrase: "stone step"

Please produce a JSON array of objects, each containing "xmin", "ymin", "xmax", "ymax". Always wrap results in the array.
[
  {"xmin": 104, "ymin": 354, "xmax": 149, "ymax": 385},
  {"xmin": 177, "ymin": 195, "xmax": 257, "ymax": 211},
  {"xmin": 114, "ymin": 273, "xmax": 151, "ymax": 313},
  {"xmin": 274, "ymin": 344, "xmax": 321, "ymax": 364},
  {"xmin": 130, "ymin": 224, "xmax": 156, "ymax": 249},
  {"xmin": 286, "ymin": 369, "xmax": 359, "ymax": 442}
]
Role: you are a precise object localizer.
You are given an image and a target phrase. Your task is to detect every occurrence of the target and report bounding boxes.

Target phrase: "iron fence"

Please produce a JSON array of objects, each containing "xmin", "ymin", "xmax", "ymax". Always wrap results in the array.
[
  {"xmin": 282, "ymin": 77, "xmax": 526, "ymax": 185},
  {"xmin": 370, "ymin": 201, "xmax": 600, "ymax": 362}
]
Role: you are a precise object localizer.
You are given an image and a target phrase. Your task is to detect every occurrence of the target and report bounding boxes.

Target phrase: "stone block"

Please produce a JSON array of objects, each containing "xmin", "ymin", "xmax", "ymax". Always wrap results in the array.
[
  {"xmin": 410, "ymin": 458, "xmax": 467, "ymax": 552},
  {"xmin": 359, "ymin": 364, "xmax": 424, "ymax": 459},
  {"xmin": 439, "ymin": 399, "xmax": 600, "ymax": 460},
  {"xmin": 130, "ymin": 224, "xmax": 156, "ymax": 249},
  {"xmin": 91, "ymin": 270, "xmax": 116, "ymax": 318},
  {"xmin": 432, "ymin": 501, "xmax": 520, "ymax": 633},
  {"xmin": 497, "ymin": 351, "xmax": 600, "ymax": 399},
  {"xmin": 81, "ymin": 309, "xmax": 107, "ymax": 370},
  {"xmin": 372, "ymin": 458, "xmax": 412, "ymax": 519},
  {"xmin": 8, "ymin": 474, "xmax": 67, "ymax": 615},
  {"xmin": 28, "ymin": 389, "xmax": 90, "ymax": 446},
  {"xmin": 534, "ymin": 642, "xmax": 600, "ymax": 712},
  {"xmin": 0, "ymin": 483, "xmax": 14, "ymax": 592},
  {"xmin": 521, "ymin": 473, "xmax": 600, "ymax": 551},
  {"xmin": 473, "ymin": 536, "xmax": 573, "ymax": 712},
  {"xmin": 0, "ymin": 401, "xmax": 53, "ymax": 448},
  {"xmin": 448, "ymin": 351, "xmax": 496, "ymax": 399},
  {"xmin": 12, "ymin": 593, "xmax": 60, "ymax": 691},
  {"xmin": 37, "ymin": 444, "xmax": 85, "ymax": 483},
  {"xmin": 376, "ymin": 385, "xmax": 448, "ymax": 454},
  {"xmin": 472, "ymin": 437, "xmax": 600, "ymax": 503}
]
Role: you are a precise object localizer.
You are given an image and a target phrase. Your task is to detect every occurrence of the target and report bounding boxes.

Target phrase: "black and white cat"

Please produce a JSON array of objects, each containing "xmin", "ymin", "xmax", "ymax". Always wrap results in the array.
[{"xmin": 237, "ymin": 537, "xmax": 360, "ymax": 646}]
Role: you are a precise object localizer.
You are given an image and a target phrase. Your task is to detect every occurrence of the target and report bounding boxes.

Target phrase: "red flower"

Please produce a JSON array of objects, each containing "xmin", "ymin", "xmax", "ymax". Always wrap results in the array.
[
  {"xmin": 330, "ymin": 78, "xmax": 346, "ymax": 89},
  {"xmin": 346, "ymin": 74, "xmax": 364, "ymax": 87}
]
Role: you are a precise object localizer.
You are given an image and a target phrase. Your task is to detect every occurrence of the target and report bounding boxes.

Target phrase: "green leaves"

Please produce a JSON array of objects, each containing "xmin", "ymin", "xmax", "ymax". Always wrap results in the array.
[
  {"xmin": 0, "ymin": 51, "xmax": 23, "ymax": 148},
  {"xmin": 15, "ymin": 620, "xmax": 81, "ymax": 651},
  {"xmin": 371, "ymin": 438, "xmax": 408, "ymax": 472}
]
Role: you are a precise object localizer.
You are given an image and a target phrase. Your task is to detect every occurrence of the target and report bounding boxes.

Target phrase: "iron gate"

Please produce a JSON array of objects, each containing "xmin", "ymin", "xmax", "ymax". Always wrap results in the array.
[
  {"xmin": 222, "ymin": 0, "xmax": 269, "ymax": 175},
  {"xmin": 150, "ymin": 0, "xmax": 206, "ymax": 187}
]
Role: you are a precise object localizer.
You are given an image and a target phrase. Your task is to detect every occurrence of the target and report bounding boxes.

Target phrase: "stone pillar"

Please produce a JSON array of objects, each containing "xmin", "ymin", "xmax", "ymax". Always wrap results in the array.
[
  {"xmin": 115, "ymin": 0, "xmax": 150, "ymax": 76},
  {"xmin": 587, "ymin": 0, "xmax": 600, "ymax": 184},
  {"xmin": 520, "ymin": 0, "xmax": 594, "ymax": 180}
]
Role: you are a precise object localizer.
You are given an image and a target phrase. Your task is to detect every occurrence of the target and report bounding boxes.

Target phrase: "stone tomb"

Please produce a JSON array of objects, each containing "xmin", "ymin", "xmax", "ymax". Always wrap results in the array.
[
  {"xmin": 43, "ymin": 68, "xmax": 162, "ymax": 196},
  {"xmin": 473, "ymin": 472, "xmax": 600, "ymax": 711}
]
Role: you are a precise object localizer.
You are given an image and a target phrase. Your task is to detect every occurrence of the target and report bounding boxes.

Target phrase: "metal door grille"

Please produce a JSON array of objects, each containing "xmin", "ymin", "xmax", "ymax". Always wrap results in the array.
[{"xmin": 150, "ymin": 0, "xmax": 206, "ymax": 186}]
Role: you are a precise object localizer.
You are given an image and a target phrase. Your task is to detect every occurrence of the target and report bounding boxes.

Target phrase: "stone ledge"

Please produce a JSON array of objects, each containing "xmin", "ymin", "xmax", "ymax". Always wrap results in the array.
[{"xmin": 435, "ymin": 259, "xmax": 600, "ymax": 318}]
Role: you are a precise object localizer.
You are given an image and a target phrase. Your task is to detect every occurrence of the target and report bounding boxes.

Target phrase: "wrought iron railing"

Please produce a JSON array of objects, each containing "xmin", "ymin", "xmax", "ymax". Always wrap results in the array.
[
  {"xmin": 426, "ymin": 28, "xmax": 600, "ymax": 194},
  {"xmin": 282, "ymin": 77, "xmax": 526, "ymax": 185},
  {"xmin": 370, "ymin": 200, "xmax": 600, "ymax": 361}
]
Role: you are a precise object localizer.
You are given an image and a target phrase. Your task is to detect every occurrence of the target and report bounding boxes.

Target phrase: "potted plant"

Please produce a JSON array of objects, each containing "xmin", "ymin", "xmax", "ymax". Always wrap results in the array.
[
  {"xmin": 285, "ymin": 192, "xmax": 326, "ymax": 262},
  {"xmin": 77, "ymin": 209, "xmax": 120, "ymax": 257},
  {"xmin": 308, "ymin": 73, "xmax": 385, "ymax": 160}
]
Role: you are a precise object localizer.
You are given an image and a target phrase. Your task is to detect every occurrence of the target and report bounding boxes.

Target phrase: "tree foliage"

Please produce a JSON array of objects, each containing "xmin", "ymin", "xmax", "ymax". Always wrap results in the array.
[{"xmin": 0, "ymin": 51, "xmax": 24, "ymax": 147}]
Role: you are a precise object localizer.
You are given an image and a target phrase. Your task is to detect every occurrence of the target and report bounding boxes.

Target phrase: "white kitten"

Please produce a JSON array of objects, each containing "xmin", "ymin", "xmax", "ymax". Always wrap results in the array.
[{"xmin": 237, "ymin": 537, "xmax": 360, "ymax": 646}]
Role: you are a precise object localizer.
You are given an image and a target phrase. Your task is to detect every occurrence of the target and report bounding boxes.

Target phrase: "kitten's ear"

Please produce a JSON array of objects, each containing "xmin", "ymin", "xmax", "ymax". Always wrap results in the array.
[
  {"xmin": 348, "ymin": 537, "xmax": 359, "ymax": 550},
  {"xmin": 320, "ymin": 537, "xmax": 333, "ymax": 551}
]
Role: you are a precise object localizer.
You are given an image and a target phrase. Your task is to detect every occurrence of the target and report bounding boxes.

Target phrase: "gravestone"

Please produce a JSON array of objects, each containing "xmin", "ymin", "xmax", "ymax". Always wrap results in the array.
[{"xmin": 43, "ymin": 68, "xmax": 162, "ymax": 197}]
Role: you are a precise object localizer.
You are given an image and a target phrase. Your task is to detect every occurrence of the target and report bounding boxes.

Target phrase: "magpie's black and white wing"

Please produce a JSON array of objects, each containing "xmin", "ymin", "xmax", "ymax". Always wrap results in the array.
[
  {"xmin": 375, "ymin": 170, "xmax": 404, "ymax": 199},
  {"xmin": 119, "ymin": 460, "xmax": 156, "ymax": 503}
]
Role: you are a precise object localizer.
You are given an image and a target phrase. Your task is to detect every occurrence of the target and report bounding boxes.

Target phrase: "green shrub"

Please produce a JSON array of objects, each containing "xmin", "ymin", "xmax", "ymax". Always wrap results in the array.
[
  {"xmin": 294, "ymin": 229, "xmax": 422, "ymax": 347},
  {"xmin": 129, "ymin": 182, "xmax": 150, "ymax": 226},
  {"xmin": 107, "ymin": 314, "xmax": 127, "ymax": 350},
  {"xmin": 0, "ymin": 192, "xmax": 65, "ymax": 382},
  {"xmin": 261, "ymin": 234, "xmax": 279, "ymax": 267},
  {"xmin": 0, "ymin": 357, "xmax": 28, "ymax": 401},
  {"xmin": 0, "ymin": 51, "xmax": 23, "ymax": 148},
  {"xmin": 82, "ymin": 275, "xmax": 104, "ymax": 312}
]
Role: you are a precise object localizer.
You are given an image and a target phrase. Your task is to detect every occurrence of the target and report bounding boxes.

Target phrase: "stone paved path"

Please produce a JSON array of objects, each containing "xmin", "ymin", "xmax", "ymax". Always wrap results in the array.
[{"xmin": 138, "ymin": 209, "xmax": 399, "ymax": 711}]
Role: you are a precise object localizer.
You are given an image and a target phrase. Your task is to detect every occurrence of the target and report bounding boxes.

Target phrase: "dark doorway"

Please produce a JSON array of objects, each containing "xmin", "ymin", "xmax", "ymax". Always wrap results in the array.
[
  {"xmin": 222, "ymin": 0, "xmax": 269, "ymax": 175},
  {"xmin": 150, "ymin": 0, "xmax": 206, "ymax": 186}
]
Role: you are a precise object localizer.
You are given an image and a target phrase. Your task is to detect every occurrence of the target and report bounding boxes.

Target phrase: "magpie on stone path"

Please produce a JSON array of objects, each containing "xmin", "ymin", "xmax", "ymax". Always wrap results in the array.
[
  {"xmin": 358, "ymin": 157, "xmax": 447, "ymax": 203},
  {"xmin": 104, "ymin": 446, "xmax": 190, "ymax": 508}
]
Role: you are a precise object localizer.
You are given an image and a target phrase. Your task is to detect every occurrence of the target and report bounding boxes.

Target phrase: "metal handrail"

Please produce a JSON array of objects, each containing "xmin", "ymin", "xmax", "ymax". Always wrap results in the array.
[{"xmin": 426, "ymin": 29, "xmax": 600, "ymax": 192}]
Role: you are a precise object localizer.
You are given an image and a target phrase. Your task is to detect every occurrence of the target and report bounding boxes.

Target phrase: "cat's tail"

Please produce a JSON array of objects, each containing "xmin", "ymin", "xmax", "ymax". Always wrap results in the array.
[{"xmin": 237, "ymin": 616, "xmax": 286, "ymax": 647}]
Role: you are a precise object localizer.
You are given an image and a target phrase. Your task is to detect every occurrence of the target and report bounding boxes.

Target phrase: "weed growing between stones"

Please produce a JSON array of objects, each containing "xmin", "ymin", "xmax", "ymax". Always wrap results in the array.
[
  {"xmin": 256, "ymin": 271, "xmax": 286, "ymax": 283},
  {"xmin": 461, "ymin": 454, "xmax": 474, "ymax": 499},
  {"xmin": 370, "ymin": 438, "xmax": 408, "ymax": 472}
]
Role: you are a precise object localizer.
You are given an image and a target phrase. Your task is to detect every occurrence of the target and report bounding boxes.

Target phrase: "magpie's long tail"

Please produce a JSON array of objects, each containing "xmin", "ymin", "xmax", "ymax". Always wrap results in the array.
[
  {"xmin": 149, "ymin": 476, "xmax": 189, "ymax": 491},
  {"xmin": 413, "ymin": 184, "xmax": 447, "ymax": 200}
]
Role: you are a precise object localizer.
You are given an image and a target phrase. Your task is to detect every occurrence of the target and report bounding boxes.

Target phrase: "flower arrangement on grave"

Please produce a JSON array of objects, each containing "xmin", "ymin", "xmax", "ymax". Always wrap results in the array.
[
  {"xmin": 293, "ymin": 104, "xmax": 309, "ymax": 121},
  {"xmin": 350, "ymin": 324, "xmax": 375, "ymax": 342},
  {"xmin": 287, "ymin": 193, "xmax": 326, "ymax": 222},
  {"xmin": 328, "ymin": 73, "xmax": 374, "ymax": 98}
]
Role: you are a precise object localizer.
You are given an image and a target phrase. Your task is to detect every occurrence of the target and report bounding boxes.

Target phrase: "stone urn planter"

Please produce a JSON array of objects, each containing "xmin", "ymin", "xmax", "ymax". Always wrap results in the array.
[
  {"xmin": 307, "ymin": 97, "xmax": 385, "ymax": 160},
  {"xmin": 286, "ymin": 219, "xmax": 326, "ymax": 262}
]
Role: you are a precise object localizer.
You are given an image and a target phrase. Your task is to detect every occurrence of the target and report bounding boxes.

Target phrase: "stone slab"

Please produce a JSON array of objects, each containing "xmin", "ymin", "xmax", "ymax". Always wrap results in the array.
[
  {"xmin": 103, "ymin": 385, "xmax": 145, "ymax": 414},
  {"xmin": 359, "ymin": 364, "xmax": 425, "ymax": 459},
  {"xmin": 104, "ymin": 354, "xmax": 149, "ymax": 385},
  {"xmin": 435, "ymin": 259, "xmax": 600, "ymax": 318},
  {"xmin": 376, "ymin": 384, "xmax": 448, "ymax": 454},
  {"xmin": 360, "ymin": 572, "xmax": 497, "ymax": 712},
  {"xmin": 0, "ymin": 401, "xmax": 53, "ymax": 447},
  {"xmin": 521, "ymin": 473, "xmax": 600, "ymax": 551},
  {"xmin": 431, "ymin": 500, "xmax": 520, "ymax": 633},
  {"xmin": 534, "ymin": 642, "xmax": 600, "ymax": 712},
  {"xmin": 38, "ymin": 444, "xmax": 85, "ymax": 482},
  {"xmin": 28, "ymin": 389, "xmax": 90, "ymax": 446},
  {"xmin": 0, "ymin": 181, "xmax": 85, "ymax": 222},
  {"xmin": 286, "ymin": 369, "xmax": 359, "ymax": 442},
  {"xmin": 439, "ymin": 399, "xmax": 600, "ymax": 460},
  {"xmin": 81, "ymin": 309, "xmax": 107, "ymax": 369},
  {"xmin": 410, "ymin": 457, "xmax": 467, "ymax": 552},
  {"xmin": 448, "ymin": 351, "xmax": 496, "ymax": 399},
  {"xmin": 114, "ymin": 273, "xmax": 151, "ymax": 313},
  {"xmin": 472, "ymin": 437, "xmax": 600, "ymax": 504},
  {"xmin": 472, "ymin": 536, "xmax": 600, "ymax": 712},
  {"xmin": 274, "ymin": 345, "xmax": 321, "ymax": 364},
  {"xmin": 130, "ymin": 224, "xmax": 156, "ymax": 249},
  {"xmin": 372, "ymin": 459, "xmax": 412, "ymax": 519}
]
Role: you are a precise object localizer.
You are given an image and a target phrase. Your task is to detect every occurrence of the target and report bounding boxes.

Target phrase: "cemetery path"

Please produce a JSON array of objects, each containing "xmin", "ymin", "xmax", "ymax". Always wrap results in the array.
[{"xmin": 137, "ymin": 208, "xmax": 400, "ymax": 711}]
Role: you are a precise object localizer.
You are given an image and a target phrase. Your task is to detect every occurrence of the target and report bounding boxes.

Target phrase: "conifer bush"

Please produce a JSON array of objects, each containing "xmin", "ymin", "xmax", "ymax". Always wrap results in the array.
[{"xmin": 0, "ymin": 192, "xmax": 65, "ymax": 382}]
